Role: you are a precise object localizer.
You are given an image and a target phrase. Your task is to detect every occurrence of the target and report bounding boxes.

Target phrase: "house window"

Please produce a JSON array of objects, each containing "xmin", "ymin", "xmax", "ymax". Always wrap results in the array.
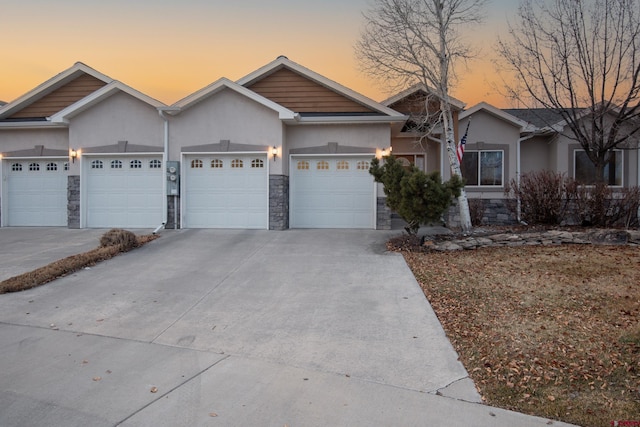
[
  {"xmin": 149, "ymin": 159, "xmax": 162, "ymax": 169},
  {"xmin": 337, "ymin": 160, "xmax": 349, "ymax": 170},
  {"xmin": 130, "ymin": 160, "xmax": 142, "ymax": 169},
  {"xmin": 297, "ymin": 160, "xmax": 309, "ymax": 170},
  {"xmin": 11, "ymin": 163, "xmax": 22, "ymax": 172},
  {"xmin": 191, "ymin": 159, "xmax": 203, "ymax": 168},
  {"xmin": 91, "ymin": 160, "xmax": 104, "ymax": 169},
  {"xmin": 211, "ymin": 159, "xmax": 223, "ymax": 168},
  {"xmin": 317, "ymin": 160, "xmax": 329, "ymax": 170},
  {"xmin": 111, "ymin": 160, "xmax": 123, "ymax": 169},
  {"xmin": 29, "ymin": 163, "xmax": 40, "ymax": 171},
  {"xmin": 46, "ymin": 162, "xmax": 57, "ymax": 171},
  {"xmin": 251, "ymin": 159, "xmax": 264, "ymax": 168},
  {"xmin": 461, "ymin": 151, "xmax": 503, "ymax": 186},
  {"xmin": 357, "ymin": 160, "xmax": 370, "ymax": 170},
  {"xmin": 574, "ymin": 149, "xmax": 623, "ymax": 186},
  {"xmin": 231, "ymin": 159, "xmax": 243, "ymax": 168}
]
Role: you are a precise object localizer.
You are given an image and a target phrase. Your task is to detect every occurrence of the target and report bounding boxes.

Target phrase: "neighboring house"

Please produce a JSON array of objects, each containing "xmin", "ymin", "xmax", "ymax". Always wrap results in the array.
[{"xmin": 0, "ymin": 57, "xmax": 406, "ymax": 229}]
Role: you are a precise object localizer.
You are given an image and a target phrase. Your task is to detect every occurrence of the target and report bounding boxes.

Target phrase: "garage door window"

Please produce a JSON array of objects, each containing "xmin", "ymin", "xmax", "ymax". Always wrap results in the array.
[
  {"xmin": 191, "ymin": 159, "xmax": 203, "ymax": 168},
  {"xmin": 130, "ymin": 160, "xmax": 142, "ymax": 169},
  {"xmin": 317, "ymin": 160, "xmax": 329, "ymax": 170},
  {"xmin": 12, "ymin": 163, "xmax": 22, "ymax": 172},
  {"xmin": 64, "ymin": 162, "xmax": 69, "ymax": 171},
  {"xmin": 29, "ymin": 163, "xmax": 40, "ymax": 171},
  {"xmin": 150, "ymin": 159, "xmax": 162, "ymax": 169},
  {"xmin": 46, "ymin": 163, "xmax": 58, "ymax": 171},
  {"xmin": 357, "ymin": 160, "xmax": 369, "ymax": 170},
  {"xmin": 111, "ymin": 160, "xmax": 123, "ymax": 169},
  {"xmin": 211, "ymin": 159, "xmax": 223, "ymax": 168},
  {"xmin": 231, "ymin": 159, "xmax": 243, "ymax": 168},
  {"xmin": 251, "ymin": 158, "xmax": 264, "ymax": 168},
  {"xmin": 337, "ymin": 160, "xmax": 349, "ymax": 170},
  {"xmin": 91, "ymin": 160, "xmax": 103, "ymax": 169},
  {"xmin": 297, "ymin": 160, "xmax": 309, "ymax": 170}
]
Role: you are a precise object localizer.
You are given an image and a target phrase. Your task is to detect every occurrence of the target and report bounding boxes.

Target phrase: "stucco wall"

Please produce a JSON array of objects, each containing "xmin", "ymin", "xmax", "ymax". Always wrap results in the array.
[
  {"xmin": 170, "ymin": 89, "xmax": 285, "ymax": 174},
  {"xmin": 0, "ymin": 128, "xmax": 68, "ymax": 153},
  {"xmin": 520, "ymin": 136, "xmax": 551, "ymax": 174}
]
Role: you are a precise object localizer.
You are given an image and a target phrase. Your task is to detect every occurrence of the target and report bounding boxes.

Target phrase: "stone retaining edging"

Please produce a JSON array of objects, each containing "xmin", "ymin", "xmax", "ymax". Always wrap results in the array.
[{"xmin": 424, "ymin": 229, "xmax": 640, "ymax": 251}]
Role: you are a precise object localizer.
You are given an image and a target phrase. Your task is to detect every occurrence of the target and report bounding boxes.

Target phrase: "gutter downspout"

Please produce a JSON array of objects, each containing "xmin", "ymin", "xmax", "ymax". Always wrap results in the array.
[
  {"xmin": 158, "ymin": 109, "xmax": 170, "ymax": 229},
  {"xmin": 517, "ymin": 133, "xmax": 536, "ymax": 224}
]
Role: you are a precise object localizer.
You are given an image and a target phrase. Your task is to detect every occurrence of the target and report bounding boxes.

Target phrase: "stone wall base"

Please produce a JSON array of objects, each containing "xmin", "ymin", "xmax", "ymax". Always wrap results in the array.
[{"xmin": 270, "ymin": 175, "xmax": 289, "ymax": 230}]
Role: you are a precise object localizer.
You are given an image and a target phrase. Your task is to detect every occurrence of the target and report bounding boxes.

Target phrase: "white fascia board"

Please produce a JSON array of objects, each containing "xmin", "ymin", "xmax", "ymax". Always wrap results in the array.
[
  {"xmin": 50, "ymin": 81, "xmax": 166, "ymax": 123},
  {"xmin": 0, "ymin": 121, "xmax": 67, "ymax": 129},
  {"xmin": 293, "ymin": 115, "xmax": 409, "ymax": 125},
  {"xmin": 460, "ymin": 101, "xmax": 531, "ymax": 132},
  {"xmin": 171, "ymin": 78, "xmax": 297, "ymax": 120},
  {"xmin": 237, "ymin": 57, "xmax": 404, "ymax": 117},
  {"xmin": 381, "ymin": 83, "xmax": 466, "ymax": 110},
  {"xmin": 0, "ymin": 62, "xmax": 114, "ymax": 119}
]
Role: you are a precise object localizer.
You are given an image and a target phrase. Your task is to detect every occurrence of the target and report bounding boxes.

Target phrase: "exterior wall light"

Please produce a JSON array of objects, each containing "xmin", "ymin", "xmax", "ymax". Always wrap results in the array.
[
  {"xmin": 70, "ymin": 148, "xmax": 78, "ymax": 163},
  {"xmin": 271, "ymin": 146, "xmax": 278, "ymax": 161}
]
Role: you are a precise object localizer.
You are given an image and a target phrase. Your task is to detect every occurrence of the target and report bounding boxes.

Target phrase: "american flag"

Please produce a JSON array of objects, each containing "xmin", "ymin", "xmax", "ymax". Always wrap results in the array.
[{"xmin": 457, "ymin": 121, "xmax": 470, "ymax": 163}]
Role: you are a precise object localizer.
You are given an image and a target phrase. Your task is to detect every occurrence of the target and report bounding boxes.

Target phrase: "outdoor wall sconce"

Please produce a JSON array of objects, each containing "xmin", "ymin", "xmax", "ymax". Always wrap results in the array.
[
  {"xmin": 271, "ymin": 146, "xmax": 278, "ymax": 161},
  {"xmin": 70, "ymin": 148, "xmax": 78, "ymax": 163},
  {"xmin": 380, "ymin": 147, "xmax": 392, "ymax": 157}
]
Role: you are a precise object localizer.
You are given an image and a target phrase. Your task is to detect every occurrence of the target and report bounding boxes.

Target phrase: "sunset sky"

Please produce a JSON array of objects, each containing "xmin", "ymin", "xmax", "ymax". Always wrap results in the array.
[{"xmin": 0, "ymin": 0, "xmax": 518, "ymax": 109}]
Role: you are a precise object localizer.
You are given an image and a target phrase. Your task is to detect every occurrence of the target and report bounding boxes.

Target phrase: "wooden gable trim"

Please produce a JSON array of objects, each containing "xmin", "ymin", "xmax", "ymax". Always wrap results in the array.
[
  {"xmin": 246, "ymin": 68, "xmax": 376, "ymax": 114},
  {"xmin": 9, "ymin": 74, "xmax": 107, "ymax": 119}
]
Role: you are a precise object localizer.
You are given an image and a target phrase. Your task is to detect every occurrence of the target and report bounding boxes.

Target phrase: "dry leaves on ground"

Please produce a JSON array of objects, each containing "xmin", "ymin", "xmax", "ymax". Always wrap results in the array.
[{"xmin": 403, "ymin": 244, "xmax": 640, "ymax": 427}]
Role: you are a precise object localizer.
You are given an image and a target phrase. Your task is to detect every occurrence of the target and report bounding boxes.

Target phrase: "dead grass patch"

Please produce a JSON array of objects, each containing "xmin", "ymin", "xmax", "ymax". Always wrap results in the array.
[
  {"xmin": 403, "ymin": 244, "xmax": 640, "ymax": 427},
  {"xmin": 0, "ymin": 231, "xmax": 159, "ymax": 294}
]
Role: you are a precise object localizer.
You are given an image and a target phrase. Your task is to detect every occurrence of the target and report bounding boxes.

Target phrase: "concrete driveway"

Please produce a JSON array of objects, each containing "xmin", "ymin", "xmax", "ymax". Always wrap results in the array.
[{"xmin": 0, "ymin": 228, "xmax": 575, "ymax": 426}]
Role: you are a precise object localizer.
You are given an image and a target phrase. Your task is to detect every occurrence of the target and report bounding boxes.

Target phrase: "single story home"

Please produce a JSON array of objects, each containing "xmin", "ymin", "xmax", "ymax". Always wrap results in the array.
[{"xmin": 0, "ymin": 57, "xmax": 407, "ymax": 230}]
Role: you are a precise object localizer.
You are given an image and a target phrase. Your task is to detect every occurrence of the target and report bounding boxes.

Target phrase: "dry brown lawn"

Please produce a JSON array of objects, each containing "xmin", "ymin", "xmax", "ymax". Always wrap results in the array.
[{"xmin": 403, "ymin": 244, "xmax": 640, "ymax": 427}]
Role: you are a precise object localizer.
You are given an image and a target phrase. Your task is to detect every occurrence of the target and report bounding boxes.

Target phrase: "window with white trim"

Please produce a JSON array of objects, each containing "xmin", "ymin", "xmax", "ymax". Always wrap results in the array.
[
  {"xmin": 150, "ymin": 159, "xmax": 162, "ymax": 169},
  {"xmin": 64, "ymin": 162, "xmax": 69, "ymax": 171},
  {"xmin": 130, "ymin": 160, "xmax": 142, "ymax": 169},
  {"xmin": 231, "ymin": 159, "xmax": 243, "ymax": 168},
  {"xmin": 191, "ymin": 159, "xmax": 203, "ymax": 168},
  {"xmin": 297, "ymin": 160, "xmax": 309, "ymax": 170},
  {"xmin": 46, "ymin": 162, "xmax": 57, "ymax": 171},
  {"xmin": 111, "ymin": 160, "xmax": 123, "ymax": 169},
  {"xmin": 91, "ymin": 160, "xmax": 104, "ymax": 169},
  {"xmin": 461, "ymin": 150, "xmax": 503, "ymax": 186},
  {"xmin": 251, "ymin": 158, "xmax": 264, "ymax": 168},
  {"xmin": 574, "ymin": 149, "xmax": 623, "ymax": 186},
  {"xmin": 317, "ymin": 160, "xmax": 329, "ymax": 170},
  {"xmin": 337, "ymin": 160, "xmax": 349, "ymax": 170},
  {"xmin": 11, "ymin": 163, "xmax": 22, "ymax": 172},
  {"xmin": 357, "ymin": 160, "xmax": 370, "ymax": 171},
  {"xmin": 211, "ymin": 159, "xmax": 223, "ymax": 168},
  {"xmin": 29, "ymin": 163, "xmax": 40, "ymax": 171}
]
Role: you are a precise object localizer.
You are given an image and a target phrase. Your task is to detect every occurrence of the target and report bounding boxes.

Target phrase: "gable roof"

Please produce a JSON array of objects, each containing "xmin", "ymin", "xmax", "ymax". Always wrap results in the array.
[
  {"xmin": 50, "ymin": 81, "xmax": 166, "ymax": 124},
  {"xmin": 460, "ymin": 102, "xmax": 533, "ymax": 132},
  {"xmin": 236, "ymin": 56, "xmax": 406, "ymax": 123},
  {"xmin": 170, "ymin": 77, "xmax": 298, "ymax": 121},
  {"xmin": 0, "ymin": 62, "xmax": 113, "ymax": 121},
  {"xmin": 381, "ymin": 83, "xmax": 466, "ymax": 111}
]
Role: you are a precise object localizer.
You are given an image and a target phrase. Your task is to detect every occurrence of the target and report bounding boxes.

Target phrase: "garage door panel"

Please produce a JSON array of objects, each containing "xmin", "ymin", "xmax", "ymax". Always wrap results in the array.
[
  {"xmin": 290, "ymin": 156, "xmax": 375, "ymax": 229},
  {"xmin": 85, "ymin": 156, "xmax": 163, "ymax": 228},
  {"xmin": 6, "ymin": 160, "xmax": 68, "ymax": 226},
  {"xmin": 183, "ymin": 154, "xmax": 268, "ymax": 229}
]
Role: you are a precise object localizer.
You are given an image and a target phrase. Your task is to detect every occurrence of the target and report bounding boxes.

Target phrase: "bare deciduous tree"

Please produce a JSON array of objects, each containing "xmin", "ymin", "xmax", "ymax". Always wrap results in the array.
[
  {"xmin": 498, "ymin": 0, "xmax": 640, "ymax": 182},
  {"xmin": 356, "ymin": 0, "xmax": 487, "ymax": 233}
]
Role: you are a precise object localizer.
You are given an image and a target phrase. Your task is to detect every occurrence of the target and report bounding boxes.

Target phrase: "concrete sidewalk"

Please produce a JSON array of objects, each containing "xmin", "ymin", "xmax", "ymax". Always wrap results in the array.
[{"xmin": 0, "ymin": 228, "xmax": 576, "ymax": 426}]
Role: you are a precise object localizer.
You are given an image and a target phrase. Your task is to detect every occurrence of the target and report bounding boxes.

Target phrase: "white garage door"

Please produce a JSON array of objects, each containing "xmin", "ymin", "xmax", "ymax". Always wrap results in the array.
[
  {"xmin": 84, "ymin": 156, "xmax": 163, "ymax": 228},
  {"xmin": 290, "ymin": 155, "xmax": 375, "ymax": 229},
  {"xmin": 5, "ymin": 159, "xmax": 68, "ymax": 226},
  {"xmin": 183, "ymin": 154, "xmax": 268, "ymax": 229}
]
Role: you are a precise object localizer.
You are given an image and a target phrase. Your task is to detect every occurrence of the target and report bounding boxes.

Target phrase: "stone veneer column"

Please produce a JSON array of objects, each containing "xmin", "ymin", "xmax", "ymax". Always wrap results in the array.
[
  {"xmin": 67, "ymin": 175, "xmax": 80, "ymax": 229},
  {"xmin": 376, "ymin": 197, "xmax": 391, "ymax": 230},
  {"xmin": 166, "ymin": 196, "xmax": 181, "ymax": 229},
  {"xmin": 269, "ymin": 175, "xmax": 289, "ymax": 230}
]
